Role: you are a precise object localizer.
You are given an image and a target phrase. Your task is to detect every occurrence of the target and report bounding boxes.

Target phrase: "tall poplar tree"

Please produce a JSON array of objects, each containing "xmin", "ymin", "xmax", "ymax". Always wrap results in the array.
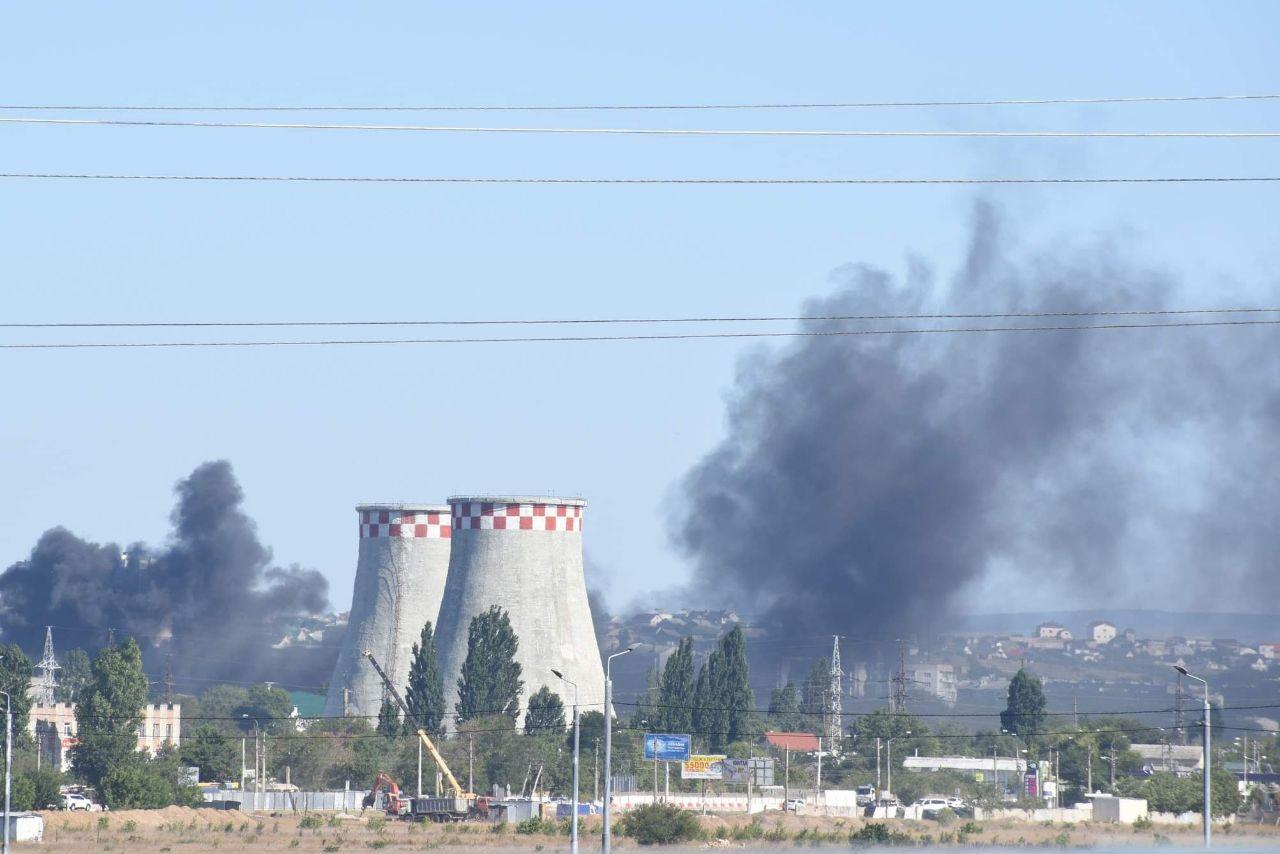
[
  {"xmin": 404, "ymin": 621, "xmax": 445, "ymax": 736},
  {"xmin": 658, "ymin": 637, "xmax": 695, "ymax": 734},
  {"xmin": 456, "ymin": 606, "xmax": 524, "ymax": 723},
  {"xmin": 718, "ymin": 625, "xmax": 755, "ymax": 745},
  {"xmin": 1000, "ymin": 668, "xmax": 1047, "ymax": 746}
]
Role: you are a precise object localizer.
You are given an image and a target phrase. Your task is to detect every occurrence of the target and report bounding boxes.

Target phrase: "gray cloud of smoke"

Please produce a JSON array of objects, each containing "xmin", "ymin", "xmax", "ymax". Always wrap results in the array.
[
  {"xmin": 0, "ymin": 460, "xmax": 329, "ymax": 684},
  {"xmin": 673, "ymin": 202, "xmax": 1280, "ymax": 639}
]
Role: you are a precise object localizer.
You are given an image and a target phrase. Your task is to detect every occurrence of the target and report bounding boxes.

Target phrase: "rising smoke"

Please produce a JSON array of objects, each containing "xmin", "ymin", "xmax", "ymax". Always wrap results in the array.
[
  {"xmin": 0, "ymin": 460, "xmax": 329, "ymax": 687},
  {"xmin": 674, "ymin": 202, "xmax": 1280, "ymax": 640}
]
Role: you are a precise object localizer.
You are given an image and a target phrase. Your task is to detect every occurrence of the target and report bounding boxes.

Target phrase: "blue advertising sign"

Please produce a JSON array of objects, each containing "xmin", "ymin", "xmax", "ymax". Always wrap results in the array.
[{"xmin": 643, "ymin": 733, "xmax": 692, "ymax": 761}]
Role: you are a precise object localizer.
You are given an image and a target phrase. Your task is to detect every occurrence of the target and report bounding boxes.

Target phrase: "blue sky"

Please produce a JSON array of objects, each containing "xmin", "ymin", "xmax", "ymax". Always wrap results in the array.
[{"xmin": 2, "ymin": 2, "xmax": 1277, "ymax": 615}]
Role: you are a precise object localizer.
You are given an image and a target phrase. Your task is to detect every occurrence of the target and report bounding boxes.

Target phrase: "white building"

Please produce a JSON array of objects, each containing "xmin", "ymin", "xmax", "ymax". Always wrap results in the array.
[
  {"xmin": 1089, "ymin": 621, "xmax": 1118, "ymax": 645},
  {"xmin": 1036, "ymin": 622, "xmax": 1073, "ymax": 640},
  {"xmin": 910, "ymin": 663, "xmax": 958, "ymax": 706}
]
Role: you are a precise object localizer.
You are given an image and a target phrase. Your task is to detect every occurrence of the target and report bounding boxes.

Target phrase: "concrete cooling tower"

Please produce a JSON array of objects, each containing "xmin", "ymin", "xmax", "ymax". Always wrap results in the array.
[
  {"xmin": 323, "ymin": 504, "xmax": 452, "ymax": 717},
  {"xmin": 434, "ymin": 496, "xmax": 604, "ymax": 726}
]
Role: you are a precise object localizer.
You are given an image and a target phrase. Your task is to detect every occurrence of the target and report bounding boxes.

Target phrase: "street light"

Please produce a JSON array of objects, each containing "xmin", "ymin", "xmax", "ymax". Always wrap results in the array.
[
  {"xmin": 241, "ymin": 715, "xmax": 261, "ymax": 810},
  {"xmin": 1, "ymin": 688, "xmax": 11, "ymax": 854},
  {"xmin": 603, "ymin": 644, "xmax": 636, "ymax": 854},
  {"xmin": 885, "ymin": 730, "xmax": 911, "ymax": 805},
  {"xmin": 1173, "ymin": 665, "xmax": 1211, "ymax": 849},
  {"xmin": 552, "ymin": 669, "xmax": 580, "ymax": 854}
]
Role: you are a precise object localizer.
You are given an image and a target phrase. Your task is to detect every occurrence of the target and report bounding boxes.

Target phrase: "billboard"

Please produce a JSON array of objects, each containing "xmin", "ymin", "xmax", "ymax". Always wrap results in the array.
[
  {"xmin": 643, "ymin": 733, "xmax": 692, "ymax": 762},
  {"xmin": 681, "ymin": 754, "xmax": 727, "ymax": 780},
  {"xmin": 721, "ymin": 757, "xmax": 775, "ymax": 786}
]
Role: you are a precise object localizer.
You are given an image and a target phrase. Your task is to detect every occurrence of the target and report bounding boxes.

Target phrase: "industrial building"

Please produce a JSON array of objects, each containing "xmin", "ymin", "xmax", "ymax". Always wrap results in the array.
[
  {"xmin": 433, "ymin": 496, "xmax": 604, "ymax": 728},
  {"xmin": 324, "ymin": 504, "xmax": 453, "ymax": 718}
]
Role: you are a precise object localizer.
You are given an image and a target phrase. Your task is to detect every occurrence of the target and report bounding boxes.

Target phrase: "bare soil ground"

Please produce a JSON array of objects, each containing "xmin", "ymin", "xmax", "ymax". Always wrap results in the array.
[{"xmin": 29, "ymin": 806, "xmax": 1280, "ymax": 850}]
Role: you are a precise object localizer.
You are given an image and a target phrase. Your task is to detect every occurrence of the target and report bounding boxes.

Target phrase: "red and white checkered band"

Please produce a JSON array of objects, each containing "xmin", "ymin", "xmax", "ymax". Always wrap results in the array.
[
  {"xmin": 359, "ymin": 509, "xmax": 452, "ymax": 539},
  {"xmin": 451, "ymin": 502, "xmax": 584, "ymax": 532}
]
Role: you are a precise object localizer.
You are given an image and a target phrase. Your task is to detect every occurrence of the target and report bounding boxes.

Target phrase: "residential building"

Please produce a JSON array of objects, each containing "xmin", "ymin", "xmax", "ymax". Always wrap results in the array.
[
  {"xmin": 1036, "ymin": 622, "xmax": 1073, "ymax": 640},
  {"xmin": 30, "ymin": 702, "xmax": 182, "ymax": 772},
  {"xmin": 910, "ymin": 663, "xmax": 958, "ymax": 706},
  {"xmin": 1089, "ymin": 621, "xmax": 1118, "ymax": 645}
]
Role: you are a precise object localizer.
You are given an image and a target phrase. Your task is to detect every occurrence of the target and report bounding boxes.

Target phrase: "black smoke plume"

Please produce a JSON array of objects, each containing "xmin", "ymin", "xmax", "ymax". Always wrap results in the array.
[
  {"xmin": 674, "ymin": 203, "xmax": 1280, "ymax": 640},
  {"xmin": 0, "ymin": 461, "xmax": 330, "ymax": 689}
]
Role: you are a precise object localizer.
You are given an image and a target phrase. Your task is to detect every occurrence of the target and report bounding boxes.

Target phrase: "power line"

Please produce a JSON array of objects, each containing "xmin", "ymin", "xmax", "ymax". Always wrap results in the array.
[
  {"xmin": 5, "ymin": 116, "xmax": 1280, "ymax": 138},
  {"xmin": 5, "ymin": 318, "xmax": 1279, "ymax": 350},
  {"xmin": 4, "ymin": 93, "xmax": 1278, "ymax": 112},
  {"xmin": 2, "ymin": 172, "xmax": 1278, "ymax": 186},
  {"xmin": 6, "ymin": 306, "xmax": 1277, "ymax": 330}
]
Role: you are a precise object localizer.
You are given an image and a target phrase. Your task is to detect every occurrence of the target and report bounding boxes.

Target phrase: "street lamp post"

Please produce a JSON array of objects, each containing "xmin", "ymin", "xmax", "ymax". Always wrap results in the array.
[
  {"xmin": 603, "ymin": 645, "xmax": 635, "ymax": 854},
  {"xmin": 242, "ymin": 715, "xmax": 261, "ymax": 811},
  {"xmin": 553, "ymin": 669, "xmax": 580, "ymax": 854},
  {"xmin": 2, "ymin": 689, "xmax": 11, "ymax": 854},
  {"xmin": 1173, "ymin": 665, "xmax": 1211, "ymax": 848},
  {"xmin": 885, "ymin": 731, "xmax": 910, "ymax": 805}
]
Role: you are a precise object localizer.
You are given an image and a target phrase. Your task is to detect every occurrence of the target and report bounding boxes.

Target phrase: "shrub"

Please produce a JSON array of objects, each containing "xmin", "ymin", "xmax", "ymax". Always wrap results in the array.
[
  {"xmin": 516, "ymin": 816, "xmax": 553, "ymax": 835},
  {"xmin": 731, "ymin": 818, "xmax": 765, "ymax": 840},
  {"xmin": 934, "ymin": 807, "xmax": 958, "ymax": 825},
  {"xmin": 1132, "ymin": 815, "xmax": 1153, "ymax": 831},
  {"xmin": 621, "ymin": 803, "xmax": 701, "ymax": 846},
  {"xmin": 959, "ymin": 821, "xmax": 982, "ymax": 835},
  {"xmin": 299, "ymin": 815, "xmax": 324, "ymax": 830},
  {"xmin": 366, "ymin": 817, "xmax": 386, "ymax": 833},
  {"xmin": 850, "ymin": 822, "xmax": 914, "ymax": 847}
]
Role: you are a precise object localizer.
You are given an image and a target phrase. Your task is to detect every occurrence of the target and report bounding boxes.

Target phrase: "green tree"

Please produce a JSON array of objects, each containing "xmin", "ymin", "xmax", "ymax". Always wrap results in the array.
[
  {"xmin": 658, "ymin": 637, "xmax": 695, "ymax": 734},
  {"xmin": 767, "ymin": 682, "xmax": 803, "ymax": 732},
  {"xmin": 800, "ymin": 657, "xmax": 832, "ymax": 736},
  {"xmin": 630, "ymin": 664, "xmax": 662, "ymax": 729},
  {"xmin": 20, "ymin": 768, "xmax": 65, "ymax": 810},
  {"xmin": 456, "ymin": 606, "xmax": 524, "ymax": 723},
  {"xmin": 179, "ymin": 724, "xmax": 240, "ymax": 782},
  {"xmin": 404, "ymin": 621, "xmax": 445, "ymax": 736},
  {"xmin": 0, "ymin": 644, "xmax": 35, "ymax": 748},
  {"xmin": 692, "ymin": 648, "xmax": 727, "ymax": 749},
  {"xmin": 72, "ymin": 638, "xmax": 149, "ymax": 792},
  {"xmin": 524, "ymin": 686, "xmax": 566, "ymax": 735},
  {"xmin": 1000, "ymin": 668, "xmax": 1047, "ymax": 746},
  {"xmin": 717, "ymin": 625, "xmax": 755, "ymax": 745},
  {"xmin": 377, "ymin": 696, "xmax": 401, "ymax": 739},
  {"xmin": 575, "ymin": 710, "xmax": 606, "ymax": 753},
  {"xmin": 55, "ymin": 648, "xmax": 92, "ymax": 703}
]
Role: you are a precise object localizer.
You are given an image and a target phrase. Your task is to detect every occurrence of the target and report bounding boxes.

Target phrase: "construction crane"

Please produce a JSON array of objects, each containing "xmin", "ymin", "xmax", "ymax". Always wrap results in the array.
[{"xmin": 362, "ymin": 650, "xmax": 469, "ymax": 799}]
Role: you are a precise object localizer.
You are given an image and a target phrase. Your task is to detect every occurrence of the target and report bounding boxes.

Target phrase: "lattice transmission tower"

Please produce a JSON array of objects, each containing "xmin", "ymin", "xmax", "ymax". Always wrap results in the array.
[
  {"xmin": 36, "ymin": 626, "xmax": 61, "ymax": 706},
  {"xmin": 828, "ymin": 635, "xmax": 844, "ymax": 750}
]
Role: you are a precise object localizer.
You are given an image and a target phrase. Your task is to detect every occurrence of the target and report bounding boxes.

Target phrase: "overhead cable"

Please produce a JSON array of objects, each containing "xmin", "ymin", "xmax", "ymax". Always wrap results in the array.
[
  {"xmin": 3, "ymin": 116, "xmax": 1278, "ymax": 138},
  {"xmin": 2, "ymin": 172, "xmax": 1277, "ymax": 186},
  {"xmin": 4, "ymin": 318, "xmax": 1280, "ymax": 350},
  {"xmin": 4, "ymin": 307, "xmax": 1277, "ymax": 330},
  {"xmin": 3, "ymin": 93, "xmax": 1278, "ymax": 111}
]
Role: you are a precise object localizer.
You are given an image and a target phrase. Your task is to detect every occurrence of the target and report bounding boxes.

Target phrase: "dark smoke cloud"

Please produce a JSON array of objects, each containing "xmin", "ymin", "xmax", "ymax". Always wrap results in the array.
[
  {"xmin": 674, "ymin": 203, "xmax": 1280, "ymax": 639},
  {"xmin": 0, "ymin": 461, "xmax": 329, "ymax": 687}
]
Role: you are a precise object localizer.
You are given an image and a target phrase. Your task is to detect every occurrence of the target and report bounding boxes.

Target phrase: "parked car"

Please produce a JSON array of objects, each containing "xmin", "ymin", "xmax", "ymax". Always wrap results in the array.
[
  {"xmin": 912, "ymin": 796, "xmax": 950, "ymax": 816},
  {"xmin": 784, "ymin": 797, "xmax": 805, "ymax": 811},
  {"xmin": 62, "ymin": 792, "xmax": 99, "ymax": 811},
  {"xmin": 946, "ymin": 796, "xmax": 968, "ymax": 810},
  {"xmin": 855, "ymin": 784, "xmax": 876, "ymax": 806}
]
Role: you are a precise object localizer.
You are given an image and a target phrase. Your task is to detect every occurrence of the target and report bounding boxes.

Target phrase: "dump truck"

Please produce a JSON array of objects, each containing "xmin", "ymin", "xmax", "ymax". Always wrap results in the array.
[{"xmin": 362, "ymin": 651, "xmax": 490, "ymax": 822}]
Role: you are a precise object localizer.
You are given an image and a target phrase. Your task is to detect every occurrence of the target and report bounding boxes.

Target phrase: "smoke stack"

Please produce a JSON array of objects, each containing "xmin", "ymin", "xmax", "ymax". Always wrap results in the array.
[
  {"xmin": 324, "ymin": 504, "xmax": 452, "ymax": 717},
  {"xmin": 434, "ymin": 496, "xmax": 603, "ymax": 726}
]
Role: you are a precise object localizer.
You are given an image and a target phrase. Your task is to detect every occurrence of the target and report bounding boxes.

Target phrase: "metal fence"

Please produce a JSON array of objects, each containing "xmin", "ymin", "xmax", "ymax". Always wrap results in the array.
[{"xmin": 204, "ymin": 790, "xmax": 366, "ymax": 812}]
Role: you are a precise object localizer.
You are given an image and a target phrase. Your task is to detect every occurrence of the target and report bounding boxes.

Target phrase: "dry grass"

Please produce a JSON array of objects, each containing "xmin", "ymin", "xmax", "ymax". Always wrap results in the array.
[{"xmin": 29, "ymin": 806, "xmax": 1280, "ymax": 851}]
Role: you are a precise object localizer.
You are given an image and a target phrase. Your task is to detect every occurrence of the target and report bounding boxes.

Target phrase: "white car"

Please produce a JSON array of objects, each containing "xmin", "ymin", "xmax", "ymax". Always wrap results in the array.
[
  {"xmin": 912, "ymin": 796, "xmax": 949, "ymax": 816},
  {"xmin": 946, "ymin": 796, "xmax": 967, "ymax": 810},
  {"xmin": 62, "ymin": 792, "xmax": 99, "ymax": 811},
  {"xmin": 855, "ymin": 784, "xmax": 876, "ymax": 806},
  {"xmin": 784, "ymin": 797, "xmax": 805, "ymax": 811}
]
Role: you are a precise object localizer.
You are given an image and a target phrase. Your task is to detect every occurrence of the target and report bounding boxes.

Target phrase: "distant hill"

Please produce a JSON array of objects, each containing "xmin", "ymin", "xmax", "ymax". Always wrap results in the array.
[{"xmin": 948, "ymin": 610, "xmax": 1279, "ymax": 642}]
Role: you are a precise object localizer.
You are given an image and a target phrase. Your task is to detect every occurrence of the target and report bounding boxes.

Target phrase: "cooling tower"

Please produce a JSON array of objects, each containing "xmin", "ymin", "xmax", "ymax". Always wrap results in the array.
[
  {"xmin": 434, "ymin": 496, "xmax": 604, "ymax": 727},
  {"xmin": 323, "ymin": 504, "xmax": 452, "ymax": 717}
]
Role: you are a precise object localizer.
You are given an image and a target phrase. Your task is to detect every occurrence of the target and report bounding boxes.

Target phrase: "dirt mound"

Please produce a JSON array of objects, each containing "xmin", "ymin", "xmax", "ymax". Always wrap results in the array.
[{"xmin": 43, "ymin": 805, "xmax": 239, "ymax": 832}]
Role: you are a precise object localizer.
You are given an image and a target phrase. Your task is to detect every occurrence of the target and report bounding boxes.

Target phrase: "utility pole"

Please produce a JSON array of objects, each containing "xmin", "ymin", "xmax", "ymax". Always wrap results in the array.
[
  {"xmin": 875, "ymin": 737, "xmax": 882, "ymax": 790},
  {"xmin": 163, "ymin": 655, "xmax": 175, "ymax": 704},
  {"xmin": 890, "ymin": 640, "xmax": 909, "ymax": 713},
  {"xmin": 3, "ymin": 688, "xmax": 12, "ymax": 854},
  {"xmin": 1174, "ymin": 674, "xmax": 1187, "ymax": 745},
  {"xmin": 467, "ymin": 734, "xmax": 474, "ymax": 794}
]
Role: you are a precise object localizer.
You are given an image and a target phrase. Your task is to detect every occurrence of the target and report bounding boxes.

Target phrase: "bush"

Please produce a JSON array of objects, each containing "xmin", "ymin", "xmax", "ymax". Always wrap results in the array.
[
  {"xmin": 934, "ymin": 806, "xmax": 957, "ymax": 825},
  {"xmin": 515, "ymin": 816, "xmax": 554, "ymax": 835},
  {"xmin": 100, "ymin": 764, "xmax": 175, "ymax": 809},
  {"xmin": 1132, "ymin": 815, "xmax": 1153, "ymax": 831},
  {"xmin": 299, "ymin": 814, "xmax": 324, "ymax": 830},
  {"xmin": 850, "ymin": 822, "xmax": 914, "ymax": 847},
  {"xmin": 731, "ymin": 818, "xmax": 765, "ymax": 840},
  {"xmin": 622, "ymin": 803, "xmax": 701, "ymax": 846}
]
